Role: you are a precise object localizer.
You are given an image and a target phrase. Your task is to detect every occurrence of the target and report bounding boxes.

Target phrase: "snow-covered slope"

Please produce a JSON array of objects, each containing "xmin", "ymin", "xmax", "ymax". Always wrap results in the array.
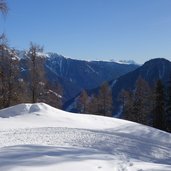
[{"xmin": 0, "ymin": 103, "xmax": 170, "ymax": 171}]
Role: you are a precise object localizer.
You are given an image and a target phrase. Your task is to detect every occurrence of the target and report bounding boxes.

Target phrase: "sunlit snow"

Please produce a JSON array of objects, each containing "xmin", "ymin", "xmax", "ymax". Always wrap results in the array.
[{"xmin": 0, "ymin": 103, "xmax": 170, "ymax": 171}]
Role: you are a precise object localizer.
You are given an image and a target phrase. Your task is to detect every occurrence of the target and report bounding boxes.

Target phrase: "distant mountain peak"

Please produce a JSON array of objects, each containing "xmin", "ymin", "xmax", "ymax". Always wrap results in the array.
[
  {"xmin": 143, "ymin": 58, "xmax": 171, "ymax": 65},
  {"xmin": 110, "ymin": 59, "xmax": 139, "ymax": 65}
]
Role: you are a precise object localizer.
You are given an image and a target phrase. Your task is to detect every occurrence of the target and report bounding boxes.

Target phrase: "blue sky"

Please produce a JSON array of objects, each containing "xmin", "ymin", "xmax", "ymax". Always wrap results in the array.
[{"xmin": 1, "ymin": 0, "xmax": 171, "ymax": 63}]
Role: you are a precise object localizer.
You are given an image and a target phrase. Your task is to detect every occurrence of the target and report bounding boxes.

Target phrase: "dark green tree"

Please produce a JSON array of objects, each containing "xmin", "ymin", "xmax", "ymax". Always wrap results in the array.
[
  {"xmin": 165, "ymin": 76, "xmax": 171, "ymax": 132},
  {"xmin": 120, "ymin": 77, "xmax": 152, "ymax": 125},
  {"xmin": 133, "ymin": 77, "xmax": 152, "ymax": 125},
  {"xmin": 153, "ymin": 80, "xmax": 165, "ymax": 130}
]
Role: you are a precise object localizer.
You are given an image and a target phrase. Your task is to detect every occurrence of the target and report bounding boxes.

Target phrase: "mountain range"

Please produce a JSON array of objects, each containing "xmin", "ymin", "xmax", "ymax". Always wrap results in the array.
[
  {"xmin": 19, "ymin": 51, "xmax": 139, "ymax": 102},
  {"xmin": 17, "ymin": 50, "xmax": 171, "ymax": 116},
  {"xmin": 65, "ymin": 58, "xmax": 171, "ymax": 114}
]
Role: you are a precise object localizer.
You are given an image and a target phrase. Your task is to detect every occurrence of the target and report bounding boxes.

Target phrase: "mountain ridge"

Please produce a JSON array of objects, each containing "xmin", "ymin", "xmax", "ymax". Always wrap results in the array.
[
  {"xmin": 64, "ymin": 58, "xmax": 171, "ymax": 113},
  {"xmin": 18, "ymin": 50, "xmax": 139, "ymax": 102}
]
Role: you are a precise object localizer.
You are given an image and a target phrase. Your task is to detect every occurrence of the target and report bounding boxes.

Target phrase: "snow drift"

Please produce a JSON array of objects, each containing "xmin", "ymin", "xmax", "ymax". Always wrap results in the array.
[{"xmin": 0, "ymin": 103, "xmax": 170, "ymax": 171}]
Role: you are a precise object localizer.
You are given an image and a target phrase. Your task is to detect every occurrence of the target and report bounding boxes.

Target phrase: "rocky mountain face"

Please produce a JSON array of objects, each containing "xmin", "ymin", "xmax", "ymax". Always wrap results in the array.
[
  {"xmin": 44, "ymin": 53, "xmax": 139, "ymax": 101},
  {"xmin": 18, "ymin": 51, "xmax": 138, "ymax": 102}
]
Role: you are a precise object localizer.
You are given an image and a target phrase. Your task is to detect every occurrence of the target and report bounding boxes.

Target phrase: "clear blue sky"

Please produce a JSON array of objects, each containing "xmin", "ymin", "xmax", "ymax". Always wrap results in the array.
[{"xmin": 1, "ymin": 0, "xmax": 171, "ymax": 63}]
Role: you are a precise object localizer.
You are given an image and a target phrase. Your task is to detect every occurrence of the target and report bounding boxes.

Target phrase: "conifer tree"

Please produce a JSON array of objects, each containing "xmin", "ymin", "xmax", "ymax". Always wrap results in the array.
[
  {"xmin": 165, "ymin": 76, "xmax": 171, "ymax": 132},
  {"xmin": 77, "ymin": 89, "xmax": 89, "ymax": 113},
  {"xmin": 87, "ymin": 95, "xmax": 99, "ymax": 114},
  {"xmin": 120, "ymin": 89, "xmax": 134, "ymax": 120},
  {"xmin": 120, "ymin": 77, "xmax": 152, "ymax": 125},
  {"xmin": 153, "ymin": 80, "xmax": 165, "ymax": 130},
  {"xmin": 97, "ymin": 82, "xmax": 113, "ymax": 117},
  {"xmin": 132, "ymin": 77, "xmax": 152, "ymax": 124}
]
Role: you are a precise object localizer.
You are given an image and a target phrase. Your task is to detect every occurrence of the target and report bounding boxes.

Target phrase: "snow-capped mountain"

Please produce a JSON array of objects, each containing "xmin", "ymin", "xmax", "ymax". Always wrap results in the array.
[
  {"xmin": 18, "ymin": 51, "xmax": 139, "ymax": 102},
  {"xmin": 45, "ymin": 53, "xmax": 139, "ymax": 101},
  {"xmin": 0, "ymin": 103, "xmax": 170, "ymax": 171},
  {"xmin": 111, "ymin": 59, "xmax": 138, "ymax": 65}
]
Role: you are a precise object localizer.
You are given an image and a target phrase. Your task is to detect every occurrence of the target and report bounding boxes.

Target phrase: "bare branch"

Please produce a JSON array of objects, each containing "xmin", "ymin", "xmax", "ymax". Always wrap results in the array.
[{"xmin": 0, "ymin": 0, "xmax": 8, "ymax": 16}]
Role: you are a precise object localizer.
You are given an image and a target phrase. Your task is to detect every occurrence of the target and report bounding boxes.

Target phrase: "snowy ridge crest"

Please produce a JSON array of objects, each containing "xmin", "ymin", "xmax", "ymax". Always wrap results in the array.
[{"xmin": 0, "ymin": 103, "xmax": 170, "ymax": 171}]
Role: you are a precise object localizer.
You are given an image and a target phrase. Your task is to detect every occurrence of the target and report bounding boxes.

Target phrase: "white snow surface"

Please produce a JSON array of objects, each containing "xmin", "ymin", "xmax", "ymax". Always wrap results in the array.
[{"xmin": 0, "ymin": 103, "xmax": 170, "ymax": 171}]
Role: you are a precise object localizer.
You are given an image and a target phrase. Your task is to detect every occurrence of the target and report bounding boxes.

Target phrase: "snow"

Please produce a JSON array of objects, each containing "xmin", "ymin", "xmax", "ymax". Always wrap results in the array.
[
  {"xmin": 48, "ymin": 90, "xmax": 62, "ymax": 98},
  {"xmin": 109, "ymin": 59, "xmax": 139, "ymax": 65},
  {"xmin": 111, "ymin": 79, "xmax": 117, "ymax": 88},
  {"xmin": 0, "ymin": 103, "xmax": 170, "ymax": 171},
  {"xmin": 86, "ymin": 64, "xmax": 99, "ymax": 74}
]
